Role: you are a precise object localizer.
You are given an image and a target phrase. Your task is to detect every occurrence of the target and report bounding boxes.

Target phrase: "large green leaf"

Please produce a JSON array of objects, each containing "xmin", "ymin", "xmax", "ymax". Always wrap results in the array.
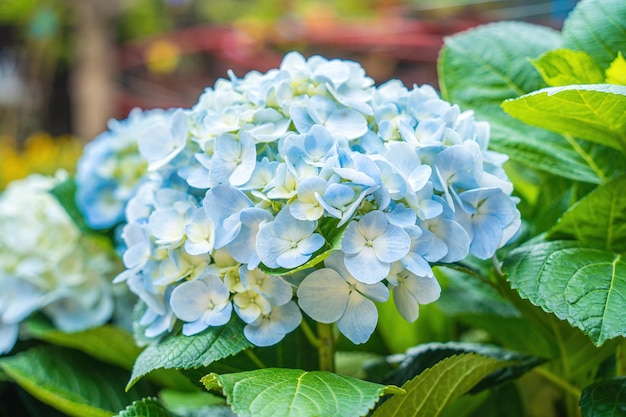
[
  {"xmin": 371, "ymin": 353, "xmax": 508, "ymax": 417},
  {"xmin": 202, "ymin": 368, "xmax": 402, "ymax": 417},
  {"xmin": 504, "ymin": 240, "xmax": 626, "ymax": 346},
  {"xmin": 502, "ymin": 84, "xmax": 626, "ymax": 152},
  {"xmin": 580, "ymin": 377, "xmax": 626, "ymax": 417},
  {"xmin": 23, "ymin": 317, "xmax": 141, "ymax": 370},
  {"xmin": 530, "ymin": 49, "xmax": 605, "ymax": 86},
  {"xmin": 438, "ymin": 21, "xmax": 618, "ymax": 183},
  {"xmin": 129, "ymin": 318, "xmax": 252, "ymax": 389},
  {"xmin": 562, "ymin": 0, "xmax": 626, "ymax": 68},
  {"xmin": 549, "ymin": 175, "xmax": 626, "ymax": 252},
  {"xmin": 114, "ymin": 398, "xmax": 175, "ymax": 417},
  {"xmin": 0, "ymin": 346, "xmax": 150, "ymax": 417}
]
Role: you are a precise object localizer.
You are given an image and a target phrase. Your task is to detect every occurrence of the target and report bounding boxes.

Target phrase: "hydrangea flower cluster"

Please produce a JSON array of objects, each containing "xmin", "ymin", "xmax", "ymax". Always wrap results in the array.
[
  {"xmin": 0, "ymin": 173, "xmax": 121, "ymax": 354},
  {"xmin": 113, "ymin": 52, "xmax": 520, "ymax": 347},
  {"xmin": 76, "ymin": 107, "xmax": 177, "ymax": 230}
]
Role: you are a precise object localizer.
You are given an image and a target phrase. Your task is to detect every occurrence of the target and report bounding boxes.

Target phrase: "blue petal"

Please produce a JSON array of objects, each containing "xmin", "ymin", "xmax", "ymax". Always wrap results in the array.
[
  {"xmin": 297, "ymin": 268, "xmax": 349, "ymax": 323},
  {"xmin": 336, "ymin": 291, "xmax": 378, "ymax": 344},
  {"xmin": 344, "ymin": 247, "xmax": 390, "ymax": 284}
]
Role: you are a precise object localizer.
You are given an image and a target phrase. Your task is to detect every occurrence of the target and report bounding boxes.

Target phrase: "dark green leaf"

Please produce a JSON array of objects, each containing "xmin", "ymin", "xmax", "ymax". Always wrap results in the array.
[
  {"xmin": 562, "ymin": 0, "xmax": 626, "ymax": 68},
  {"xmin": 580, "ymin": 377, "xmax": 626, "ymax": 416},
  {"xmin": 0, "ymin": 346, "xmax": 150, "ymax": 417},
  {"xmin": 202, "ymin": 368, "xmax": 401, "ymax": 417},
  {"xmin": 549, "ymin": 175, "xmax": 626, "ymax": 252},
  {"xmin": 129, "ymin": 318, "xmax": 252, "ymax": 389},
  {"xmin": 530, "ymin": 49, "xmax": 605, "ymax": 86},
  {"xmin": 502, "ymin": 84, "xmax": 626, "ymax": 152},
  {"xmin": 371, "ymin": 354, "xmax": 508, "ymax": 417},
  {"xmin": 114, "ymin": 398, "xmax": 174, "ymax": 417},
  {"xmin": 505, "ymin": 240, "xmax": 626, "ymax": 345}
]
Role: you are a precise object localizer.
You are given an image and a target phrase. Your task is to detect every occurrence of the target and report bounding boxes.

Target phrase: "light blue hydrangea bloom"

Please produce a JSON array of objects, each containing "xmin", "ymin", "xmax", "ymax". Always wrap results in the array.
[
  {"xmin": 76, "ymin": 108, "xmax": 175, "ymax": 230},
  {"xmin": 112, "ymin": 51, "xmax": 521, "ymax": 347}
]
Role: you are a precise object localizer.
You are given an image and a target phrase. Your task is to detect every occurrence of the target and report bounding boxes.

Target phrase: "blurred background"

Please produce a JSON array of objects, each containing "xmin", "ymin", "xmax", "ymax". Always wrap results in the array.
[{"xmin": 0, "ymin": 0, "xmax": 577, "ymax": 187}]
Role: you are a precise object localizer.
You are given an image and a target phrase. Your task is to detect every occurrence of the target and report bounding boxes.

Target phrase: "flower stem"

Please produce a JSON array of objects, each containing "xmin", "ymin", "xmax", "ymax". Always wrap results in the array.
[{"xmin": 317, "ymin": 322, "xmax": 336, "ymax": 372}]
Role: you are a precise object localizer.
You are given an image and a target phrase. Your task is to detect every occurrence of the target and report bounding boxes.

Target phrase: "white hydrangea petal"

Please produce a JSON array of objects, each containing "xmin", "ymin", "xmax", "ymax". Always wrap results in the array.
[
  {"xmin": 344, "ymin": 248, "xmax": 390, "ymax": 284},
  {"xmin": 372, "ymin": 224, "xmax": 411, "ymax": 263}
]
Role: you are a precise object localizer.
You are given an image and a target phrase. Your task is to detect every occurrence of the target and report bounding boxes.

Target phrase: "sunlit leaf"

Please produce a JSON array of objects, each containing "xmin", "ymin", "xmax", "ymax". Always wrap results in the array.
[
  {"xmin": 371, "ymin": 354, "xmax": 508, "ymax": 417},
  {"xmin": 606, "ymin": 52, "xmax": 626, "ymax": 85},
  {"xmin": 502, "ymin": 84, "xmax": 626, "ymax": 152},
  {"xmin": 202, "ymin": 368, "xmax": 402, "ymax": 417},
  {"xmin": 530, "ymin": 49, "xmax": 605, "ymax": 86}
]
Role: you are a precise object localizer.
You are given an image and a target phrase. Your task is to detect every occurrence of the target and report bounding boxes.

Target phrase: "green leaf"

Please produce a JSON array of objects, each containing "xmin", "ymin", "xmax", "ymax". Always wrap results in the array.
[
  {"xmin": 0, "ymin": 346, "xmax": 150, "ymax": 417},
  {"xmin": 129, "ymin": 318, "xmax": 252, "ymax": 389},
  {"xmin": 502, "ymin": 84, "xmax": 626, "ymax": 152},
  {"xmin": 202, "ymin": 368, "xmax": 402, "ymax": 417},
  {"xmin": 371, "ymin": 353, "xmax": 508, "ymax": 417},
  {"xmin": 49, "ymin": 178, "xmax": 97, "ymax": 235},
  {"xmin": 114, "ymin": 398, "xmax": 175, "ymax": 417},
  {"xmin": 505, "ymin": 240, "xmax": 626, "ymax": 346},
  {"xmin": 438, "ymin": 21, "xmax": 619, "ymax": 183},
  {"xmin": 580, "ymin": 377, "xmax": 626, "ymax": 417},
  {"xmin": 159, "ymin": 389, "xmax": 235, "ymax": 417},
  {"xmin": 384, "ymin": 342, "xmax": 544, "ymax": 393},
  {"xmin": 530, "ymin": 49, "xmax": 605, "ymax": 86},
  {"xmin": 23, "ymin": 317, "xmax": 141, "ymax": 370},
  {"xmin": 606, "ymin": 52, "xmax": 626, "ymax": 85},
  {"xmin": 562, "ymin": 0, "xmax": 626, "ymax": 69},
  {"xmin": 549, "ymin": 175, "xmax": 626, "ymax": 252}
]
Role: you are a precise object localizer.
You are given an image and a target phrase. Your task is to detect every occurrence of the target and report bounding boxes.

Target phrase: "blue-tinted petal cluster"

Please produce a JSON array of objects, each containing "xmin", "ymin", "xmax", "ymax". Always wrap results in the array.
[{"xmin": 109, "ymin": 52, "xmax": 520, "ymax": 347}]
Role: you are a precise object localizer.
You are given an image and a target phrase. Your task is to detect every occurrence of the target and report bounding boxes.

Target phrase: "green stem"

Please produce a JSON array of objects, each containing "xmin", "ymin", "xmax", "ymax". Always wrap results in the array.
[
  {"xmin": 532, "ymin": 367, "xmax": 582, "ymax": 399},
  {"xmin": 244, "ymin": 349, "xmax": 267, "ymax": 369},
  {"xmin": 617, "ymin": 338, "xmax": 626, "ymax": 376},
  {"xmin": 300, "ymin": 319, "xmax": 321, "ymax": 348},
  {"xmin": 317, "ymin": 322, "xmax": 336, "ymax": 373}
]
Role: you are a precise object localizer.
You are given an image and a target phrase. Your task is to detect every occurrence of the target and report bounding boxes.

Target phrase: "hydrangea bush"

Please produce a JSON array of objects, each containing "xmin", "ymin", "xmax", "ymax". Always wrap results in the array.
[
  {"xmin": 0, "ymin": 173, "xmax": 121, "ymax": 354},
  {"xmin": 99, "ymin": 52, "xmax": 521, "ymax": 347}
]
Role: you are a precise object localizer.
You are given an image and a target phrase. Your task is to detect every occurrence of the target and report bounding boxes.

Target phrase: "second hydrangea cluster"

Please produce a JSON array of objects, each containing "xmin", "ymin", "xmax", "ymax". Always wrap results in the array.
[{"xmin": 77, "ymin": 52, "xmax": 520, "ymax": 346}]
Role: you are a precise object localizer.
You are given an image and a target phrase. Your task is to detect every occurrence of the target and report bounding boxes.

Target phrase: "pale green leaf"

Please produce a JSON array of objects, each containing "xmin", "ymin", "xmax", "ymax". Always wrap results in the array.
[
  {"xmin": 549, "ymin": 175, "xmax": 626, "ymax": 252},
  {"xmin": 580, "ymin": 377, "xmax": 626, "ymax": 416},
  {"xmin": 562, "ymin": 0, "xmax": 626, "ymax": 68},
  {"xmin": 128, "ymin": 318, "xmax": 252, "ymax": 389},
  {"xmin": 371, "ymin": 353, "xmax": 507, "ymax": 417},
  {"xmin": 114, "ymin": 398, "xmax": 174, "ymax": 417},
  {"xmin": 23, "ymin": 317, "xmax": 141, "ymax": 370},
  {"xmin": 505, "ymin": 240, "xmax": 626, "ymax": 345},
  {"xmin": 0, "ymin": 346, "xmax": 150, "ymax": 417},
  {"xmin": 202, "ymin": 368, "xmax": 402, "ymax": 417},
  {"xmin": 530, "ymin": 49, "xmax": 605, "ymax": 86},
  {"xmin": 606, "ymin": 52, "xmax": 626, "ymax": 86},
  {"xmin": 438, "ymin": 21, "xmax": 619, "ymax": 183},
  {"xmin": 502, "ymin": 84, "xmax": 626, "ymax": 152}
]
